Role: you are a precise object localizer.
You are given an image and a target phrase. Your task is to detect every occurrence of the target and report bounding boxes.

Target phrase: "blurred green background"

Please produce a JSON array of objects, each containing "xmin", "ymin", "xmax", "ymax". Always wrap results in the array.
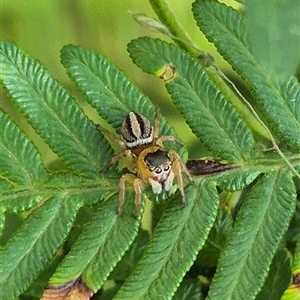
[{"xmin": 1, "ymin": 0, "xmax": 239, "ymax": 163}]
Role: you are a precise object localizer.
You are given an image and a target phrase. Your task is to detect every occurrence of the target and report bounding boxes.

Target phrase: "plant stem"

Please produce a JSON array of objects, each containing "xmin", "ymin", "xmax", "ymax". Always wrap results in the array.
[
  {"xmin": 148, "ymin": 0, "xmax": 199, "ymax": 57},
  {"xmin": 149, "ymin": 0, "xmax": 300, "ymax": 179},
  {"xmin": 210, "ymin": 68, "xmax": 271, "ymax": 140},
  {"xmin": 148, "ymin": 0, "xmax": 271, "ymax": 140}
]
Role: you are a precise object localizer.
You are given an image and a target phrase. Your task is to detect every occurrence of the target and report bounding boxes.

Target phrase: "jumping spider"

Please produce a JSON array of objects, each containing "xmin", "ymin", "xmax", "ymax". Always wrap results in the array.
[{"xmin": 98, "ymin": 110, "xmax": 193, "ymax": 215}]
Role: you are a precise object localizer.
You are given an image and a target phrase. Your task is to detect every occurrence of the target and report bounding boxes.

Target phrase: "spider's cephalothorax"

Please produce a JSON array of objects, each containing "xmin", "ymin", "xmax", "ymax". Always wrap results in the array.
[{"xmin": 98, "ymin": 110, "xmax": 193, "ymax": 215}]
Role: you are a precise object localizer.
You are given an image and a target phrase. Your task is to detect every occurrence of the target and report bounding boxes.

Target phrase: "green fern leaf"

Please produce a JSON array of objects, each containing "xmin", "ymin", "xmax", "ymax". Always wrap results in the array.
[
  {"xmin": 114, "ymin": 180, "xmax": 219, "ymax": 300},
  {"xmin": 60, "ymin": 45, "xmax": 173, "ymax": 136},
  {"xmin": 0, "ymin": 109, "xmax": 51, "ymax": 215},
  {"xmin": 60, "ymin": 44, "xmax": 185, "ymax": 156},
  {"xmin": 173, "ymin": 279, "xmax": 202, "ymax": 300},
  {"xmin": 1, "ymin": 170, "xmax": 108, "ymax": 217},
  {"xmin": 60, "ymin": 45, "xmax": 155, "ymax": 129},
  {"xmin": 0, "ymin": 109, "xmax": 48, "ymax": 188},
  {"xmin": 49, "ymin": 194, "xmax": 141, "ymax": 292},
  {"xmin": 0, "ymin": 40, "xmax": 113, "ymax": 178},
  {"xmin": 0, "ymin": 196, "xmax": 80, "ymax": 300},
  {"xmin": 293, "ymin": 239, "xmax": 300, "ymax": 274},
  {"xmin": 109, "ymin": 229, "xmax": 149, "ymax": 282},
  {"xmin": 127, "ymin": 37, "xmax": 258, "ymax": 162},
  {"xmin": 1, "ymin": 21, "xmax": 298, "ymax": 299},
  {"xmin": 216, "ymin": 167, "xmax": 262, "ymax": 192},
  {"xmin": 281, "ymin": 238, "xmax": 300, "ymax": 300},
  {"xmin": 207, "ymin": 170, "xmax": 296, "ymax": 300},
  {"xmin": 256, "ymin": 249, "xmax": 292, "ymax": 300},
  {"xmin": 280, "ymin": 77, "xmax": 300, "ymax": 124},
  {"xmin": 192, "ymin": 0, "xmax": 300, "ymax": 150},
  {"xmin": 197, "ymin": 205, "xmax": 233, "ymax": 267}
]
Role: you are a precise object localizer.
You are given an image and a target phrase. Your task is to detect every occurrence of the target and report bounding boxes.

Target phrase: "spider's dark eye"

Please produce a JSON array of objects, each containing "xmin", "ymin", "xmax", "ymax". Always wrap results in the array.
[
  {"xmin": 155, "ymin": 168, "xmax": 162, "ymax": 174},
  {"xmin": 163, "ymin": 165, "xmax": 170, "ymax": 172},
  {"xmin": 148, "ymin": 166, "xmax": 155, "ymax": 172}
]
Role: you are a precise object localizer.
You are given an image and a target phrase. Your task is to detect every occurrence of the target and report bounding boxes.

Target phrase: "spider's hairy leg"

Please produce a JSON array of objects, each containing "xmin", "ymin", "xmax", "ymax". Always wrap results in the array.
[
  {"xmin": 97, "ymin": 123, "xmax": 127, "ymax": 172},
  {"xmin": 118, "ymin": 173, "xmax": 136, "ymax": 214},
  {"xmin": 152, "ymin": 108, "xmax": 184, "ymax": 147},
  {"xmin": 124, "ymin": 149, "xmax": 137, "ymax": 174},
  {"xmin": 97, "ymin": 124, "xmax": 125, "ymax": 148},
  {"xmin": 133, "ymin": 177, "xmax": 145, "ymax": 216},
  {"xmin": 101, "ymin": 151, "xmax": 125, "ymax": 173},
  {"xmin": 118, "ymin": 174, "xmax": 145, "ymax": 215},
  {"xmin": 156, "ymin": 135, "xmax": 185, "ymax": 147},
  {"xmin": 168, "ymin": 150, "xmax": 193, "ymax": 204},
  {"xmin": 153, "ymin": 108, "xmax": 162, "ymax": 140}
]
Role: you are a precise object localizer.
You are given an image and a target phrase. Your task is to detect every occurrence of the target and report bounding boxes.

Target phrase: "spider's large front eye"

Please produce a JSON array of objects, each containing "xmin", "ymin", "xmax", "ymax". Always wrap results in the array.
[
  {"xmin": 163, "ymin": 165, "xmax": 170, "ymax": 172},
  {"xmin": 121, "ymin": 111, "xmax": 153, "ymax": 148},
  {"xmin": 154, "ymin": 167, "xmax": 162, "ymax": 174}
]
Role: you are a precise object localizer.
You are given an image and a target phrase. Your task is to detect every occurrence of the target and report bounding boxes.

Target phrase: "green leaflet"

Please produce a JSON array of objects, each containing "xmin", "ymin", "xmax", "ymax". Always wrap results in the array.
[
  {"xmin": 60, "ymin": 45, "xmax": 152, "ymax": 129},
  {"xmin": 61, "ymin": 45, "xmax": 172, "ymax": 135},
  {"xmin": 60, "ymin": 44, "xmax": 187, "ymax": 158},
  {"xmin": 0, "ymin": 196, "xmax": 80, "ymax": 300},
  {"xmin": 192, "ymin": 0, "xmax": 300, "ymax": 150},
  {"xmin": 0, "ymin": 179, "xmax": 12, "ymax": 192},
  {"xmin": 197, "ymin": 205, "xmax": 233, "ymax": 267},
  {"xmin": 114, "ymin": 180, "xmax": 219, "ymax": 300},
  {"xmin": 109, "ymin": 229, "xmax": 149, "ymax": 282},
  {"xmin": 207, "ymin": 170, "xmax": 296, "ymax": 300},
  {"xmin": 127, "ymin": 37, "xmax": 258, "ymax": 163},
  {"xmin": 215, "ymin": 167, "xmax": 262, "ymax": 192},
  {"xmin": 0, "ymin": 207, "xmax": 6, "ymax": 238},
  {"xmin": 49, "ymin": 194, "xmax": 142, "ymax": 292},
  {"xmin": 173, "ymin": 279, "xmax": 203, "ymax": 300},
  {"xmin": 293, "ymin": 239, "xmax": 300, "ymax": 274},
  {"xmin": 256, "ymin": 249, "xmax": 292, "ymax": 300},
  {"xmin": 281, "ymin": 238, "xmax": 300, "ymax": 299},
  {"xmin": 0, "ymin": 173, "xmax": 110, "ymax": 216},
  {"xmin": 0, "ymin": 15, "xmax": 299, "ymax": 299},
  {"xmin": 281, "ymin": 77, "xmax": 300, "ymax": 123},
  {"xmin": 0, "ymin": 109, "xmax": 48, "ymax": 187},
  {"xmin": 0, "ymin": 40, "xmax": 113, "ymax": 179}
]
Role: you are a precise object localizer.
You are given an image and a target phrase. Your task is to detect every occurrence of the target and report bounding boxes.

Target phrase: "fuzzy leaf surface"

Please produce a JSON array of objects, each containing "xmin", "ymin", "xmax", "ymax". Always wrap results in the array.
[
  {"xmin": 173, "ymin": 279, "xmax": 203, "ymax": 300},
  {"xmin": 61, "ymin": 45, "xmax": 168, "ymax": 133},
  {"xmin": 49, "ymin": 194, "xmax": 142, "ymax": 292},
  {"xmin": 0, "ymin": 40, "xmax": 112, "ymax": 178},
  {"xmin": 128, "ymin": 37, "xmax": 258, "ymax": 162},
  {"xmin": 0, "ymin": 197, "xmax": 80, "ymax": 300},
  {"xmin": 207, "ymin": 170, "xmax": 296, "ymax": 300},
  {"xmin": 114, "ymin": 180, "xmax": 219, "ymax": 300},
  {"xmin": 0, "ymin": 109, "xmax": 48, "ymax": 188},
  {"xmin": 60, "ymin": 44, "xmax": 186, "ymax": 157},
  {"xmin": 192, "ymin": 0, "xmax": 300, "ymax": 150},
  {"xmin": 281, "ymin": 239, "xmax": 300, "ymax": 300},
  {"xmin": 256, "ymin": 249, "xmax": 292, "ymax": 300},
  {"xmin": 197, "ymin": 205, "xmax": 233, "ymax": 266}
]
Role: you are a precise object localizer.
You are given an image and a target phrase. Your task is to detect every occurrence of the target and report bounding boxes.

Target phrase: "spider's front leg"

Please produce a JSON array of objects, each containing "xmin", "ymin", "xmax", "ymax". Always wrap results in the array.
[
  {"xmin": 168, "ymin": 150, "xmax": 193, "ymax": 204},
  {"xmin": 101, "ymin": 151, "xmax": 125, "ymax": 173},
  {"xmin": 97, "ymin": 123, "xmax": 126, "ymax": 148},
  {"xmin": 97, "ymin": 124, "xmax": 127, "ymax": 172},
  {"xmin": 152, "ymin": 109, "xmax": 185, "ymax": 148},
  {"xmin": 118, "ymin": 173, "xmax": 145, "ymax": 215}
]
